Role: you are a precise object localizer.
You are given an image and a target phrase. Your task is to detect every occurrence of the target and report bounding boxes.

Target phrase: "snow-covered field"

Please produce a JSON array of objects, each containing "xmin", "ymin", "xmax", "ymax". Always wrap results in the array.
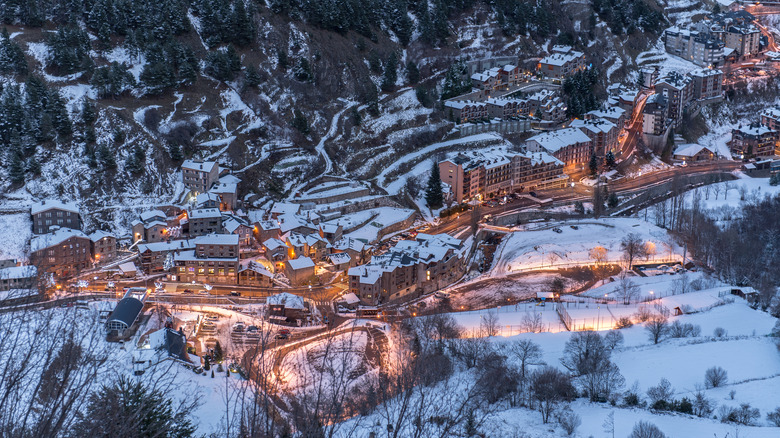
[
  {"xmin": 491, "ymin": 218, "xmax": 681, "ymax": 276},
  {"xmin": 0, "ymin": 212, "xmax": 31, "ymax": 260}
]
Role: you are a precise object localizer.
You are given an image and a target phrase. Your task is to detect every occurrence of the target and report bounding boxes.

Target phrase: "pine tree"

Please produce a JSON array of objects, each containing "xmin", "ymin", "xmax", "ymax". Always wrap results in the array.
[
  {"xmin": 277, "ymin": 48, "xmax": 288, "ymax": 70},
  {"xmin": 605, "ymin": 151, "xmax": 616, "ymax": 168},
  {"xmin": 232, "ymin": 0, "xmax": 254, "ymax": 47},
  {"xmin": 291, "ymin": 109, "xmax": 309, "ymax": 134},
  {"xmin": 8, "ymin": 148, "xmax": 25, "ymax": 184},
  {"xmin": 98, "ymin": 143, "xmax": 116, "ymax": 170},
  {"xmin": 81, "ymin": 98, "xmax": 96, "ymax": 126},
  {"xmin": 244, "ymin": 65, "xmax": 261, "ymax": 88},
  {"xmin": 381, "ymin": 52, "xmax": 398, "ymax": 93},
  {"xmin": 168, "ymin": 143, "xmax": 183, "ymax": 162},
  {"xmin": 211, "ymin": 369, "xmax": 215, "ymax": 378},
  {"xmin": 589, "ymin": 154, "xmax": 599, "ymax": 175},
  {"xmin": 26, "ymin": 155, "xmax": 41, "ymax": 176},
  {"xmin": 294, "ymin": 58, "xmax": 312, "ymax": 82},
  {"xmin": 425, "ymin": 160, "xmax": 443, "ymax": 209},
  {"xmin": 406, "ymin": 61, "xmax": 420, "ymax": 85},
  {"xmin": 214, "ymin": 341, "xmax": 223, "ymax": 362}
]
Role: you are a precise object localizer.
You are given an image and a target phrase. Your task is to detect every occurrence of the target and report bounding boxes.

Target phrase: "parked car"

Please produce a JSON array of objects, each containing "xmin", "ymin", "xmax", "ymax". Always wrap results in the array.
[
  {"xmin": 570, "ymin": 225, "xmax": 579, "ymax": 230},
  {"xmin": 182, "ymin": 289, "xmax": 194, "ymax": 294},
  {"xmin": 230, "ymin": 290, "xmax": 240, "ymax": 296},
  {"xmin": 529, "ymin": 191, "xmax": 538, "ymax": 198},
  {"xmin": 552, "ymin": 227, "xmax": 563, "ymax": 234}
]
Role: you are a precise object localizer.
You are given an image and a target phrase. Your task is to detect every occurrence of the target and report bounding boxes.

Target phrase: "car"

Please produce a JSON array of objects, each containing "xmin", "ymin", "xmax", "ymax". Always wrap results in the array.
[
  {"xmin": 182, "ymin": 289, "xmax": 194, "ymax": 294},
  {"xmin": 198, "ymin": 289, "xmax": 209, "ymax": 295},
  {"xmin": 230, "ymin": 291, "xmax": 240, "ymax": 296},
  {"xmin": 570, "ymin": 225, "xmax": 579, "ymax": 230},
  {"xmin": 529, "ymin": 191, "xmax": 538, "ymax": 198},
  {"xmin": 275, "ymin": 333, "xmax": 289, "ymax": 340},
  {"xmin": 552, "ymin": 227, "xmax": 563, "ymax": 234}
]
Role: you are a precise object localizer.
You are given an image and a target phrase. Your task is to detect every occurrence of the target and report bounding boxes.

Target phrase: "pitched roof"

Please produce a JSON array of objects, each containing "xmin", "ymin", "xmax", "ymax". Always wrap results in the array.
[
  {"xmin": 89, "ymin": 230, "xmax": 114, "ymax": 242},
  {"xmin": 139, "ymin": 210, "xmax": 166, "ymax": 222},
  {"xmin": 527, "ymin": 128, "xmax": 592, "ymax": 152},
  {"xmin": 0, "ymin": 265, "xmax": 36, "ymax": 280},
  {"xmin": 181, "ymin": 160, "xmax": 217, "ymax": 173},
  {"xmin": 193, "ymin": 233, "xmax": 239, "ymax": 246},
  {"xmin": 674, "ymin": 143, "xmax": 713, "ymax": 157},
  {"xmin": 189, "ymin": 208, "xmax": 222, "ymax": 219},
  {"xmin": 137, "ymin": 239, "xmax": 195, "ymax": 253},
  {"xmin": 30, "ymin": 200, "xmax": 79, "ymax": 215},
  {"xmin": 263, "ymin": 238, "xmax": 288, "ymax": 251},
  {"xmin": 30, "ymin": 228, "xmax": 89, "ymax": 252},
  {"xmin": 287, "ymin": 257, "xmax": 314, "ymax": 270},
  {"xmin": 267, "ymin": 292, "xmax": 305, "ymax": 309}
]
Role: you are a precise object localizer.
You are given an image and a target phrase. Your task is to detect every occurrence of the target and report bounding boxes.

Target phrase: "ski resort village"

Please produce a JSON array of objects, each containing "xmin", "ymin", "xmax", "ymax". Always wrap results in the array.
[{"xmin": 3, "ymin": 0, "xmax": 780, "ymax": 437}]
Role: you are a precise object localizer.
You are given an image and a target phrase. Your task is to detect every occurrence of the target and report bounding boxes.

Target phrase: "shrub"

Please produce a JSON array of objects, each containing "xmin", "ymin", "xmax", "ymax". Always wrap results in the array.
[
  {"xmin": 646, "ymin": 378, "xmax": 673, "ymax": 405},
  {"xmin": 628, "ymin": 421, "xmax": 666, "ymax": 438},
  {"xmin": 668, "ymin": 321, "xmax": 701, "ymax": 338},
  {"xmin": 713, "ymin": 327, "xmax": 727, "ymax": 338},
  {"xmin": 556, "ymin": 408, "xmax": 581, "ymax": 436},
  {"xmin": 767, "ymin": 407, "xmax": 780, "ymax": 427},
  {"xmin": 719, "ymin": 403, "xmax": 760, "ymax": 425},
  {"xmin": 704, "ymin": 366, "xmax": 728, "ymax": 388},
  {"xmin": 616, "ymin": 316, "xmax": 633, "ymax": 329}
]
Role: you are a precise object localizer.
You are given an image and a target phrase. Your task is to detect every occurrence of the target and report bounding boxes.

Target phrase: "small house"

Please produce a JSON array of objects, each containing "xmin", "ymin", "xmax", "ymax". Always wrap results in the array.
[
  {"xmin": 285, "ymin": 257, "xmax": 315, "ymax": 286},
  {"xmin": 267, "ymin": 292, "xmax": 307, "ymax": 325}
]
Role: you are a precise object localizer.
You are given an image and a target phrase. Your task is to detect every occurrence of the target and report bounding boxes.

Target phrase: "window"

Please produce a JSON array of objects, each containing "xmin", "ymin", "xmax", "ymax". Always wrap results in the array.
[{"xmin": 198, "ymin": 268, "xmax": 205, "ymax": 274}]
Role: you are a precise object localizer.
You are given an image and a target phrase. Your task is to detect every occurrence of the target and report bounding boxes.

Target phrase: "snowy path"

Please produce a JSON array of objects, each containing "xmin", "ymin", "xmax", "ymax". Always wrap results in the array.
[{"xmin": 287, "ymin": 102, "xmax": 353, "ymax": 198}]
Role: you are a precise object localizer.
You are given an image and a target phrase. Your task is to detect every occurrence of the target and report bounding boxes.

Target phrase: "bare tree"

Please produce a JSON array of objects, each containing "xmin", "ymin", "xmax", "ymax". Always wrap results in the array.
[
  {"xmin": 628, "ymin": 421, "xmax": 667, "ymax": 438},
  {"xmin": 644, "ymin": 316, "xmax": 669, "ymax": 344},
  {"xmin": 672, "ymin": 273, "xmax": 691, "ymax": 295},
  {"xmin": 589, "ymin": 246, "xmax": 608, "ymax": 266},
  {"xmin": 704, "ymin": 366, "xmax": 728, "ymax": 388},
  {"xmin": 621, "ymin": 233, "xmax": 648, "ymax": 270},
  {"xmin": 560, "ymin": 331, "xmax": 624, "ymax": 402},
  {"xmin": 602, "ymin": 411, "xmax": 615, "ymax": 438},
  {"xmin": 646, "ymin": 378, "xmax": 674, "ymax": 406},
  {"xmin": 530, "ymin": 366, "xmax": 575, "ymax": 424},
  {"xmin": 503, "ymin": 339, "xmax": 544, "ymax": 406},
  {"xmin": 480, "ymin": 310, "xmax": 500, "ymax": 337},
  {"xmin": 614, "ymin": 272, "xmax": 640, "ymax": 305},
  {"xmin": 556, "ymin": 407, "xmax": 581, "ymax": 436},
  {"xmin": 604, "ymin": 330, "xmax": 624, "ymax": 350},
  {"xmin": 520, "ymin": 312, "xmax": 545, "ymax": 334},
  {"xmin": 692, "ymin": 384, "xmax": 716, "ymax": 418}
]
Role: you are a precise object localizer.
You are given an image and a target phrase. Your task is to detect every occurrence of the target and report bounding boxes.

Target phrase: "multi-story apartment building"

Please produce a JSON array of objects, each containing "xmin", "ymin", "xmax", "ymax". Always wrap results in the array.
[
  {"xmin": 723, "ymin": 24, "xmax": 760, "ymax": 57},
  {"xmin": 655, "ymin": 72, "xmax": 694, "ymax": 128},
  {"xmin": 525, "ymin": 128, "xmax": 594, "ymax": 167},
  {"xmin": 131, "ymin": 210, "xmax": 170, "ymax": 243},
  {"xmin": 444, "ymin": 100, "xmax": 488, "ymax": 124},
  {"xmin": 537, "ymin": 46, "xmax": 586, "ymax": 81},
  {"xmin": 585, "ymin": 107, "xmax": 627, "ymax": 129},
  {"xmin": 31, "ymin": 200, "xmax": 80, "ymax": 234},
  {"xmin": 174, "ymin": 234, "xmax": 239, "ymax": 285},
  {"xmin": 731, "ymin": 124, "xmax": 778, "ymax": 158},
  {"xmin": 485, "ymin": 98, "xmax": 528, "ymax": 118},
  {"xmin": 570, "ymin": 118, "xmax": 620, "ymax": 156},
  {"xmin": 181, "ymin": 160, "xmax": 219, "ymax": 194},
  {"xmin": 89, "ymin": 231, "xmax": 116, "ymax": 263},
  {"xmin": 688, "ymin": 68, "xmax": 724, "ymax": 101},
  {"xmin": 30, "ymin": 228, "xmax": 92, "ymax": 278},
  {"xmin": 187, "ymin": 208, "xmax": 223, "ymax": 236},
  {"xmin": 642, "ymin": 94, "xmax": 668, "ymax": 136},
  {"xmin": 663, "ymin": 27, "xmax": 725, "ymax": 66},
  {"xmin": 760, "ymin": 107, "xmax": 780, "ymax": 131},
  {"xmin": 439, "ymin": 149, "xmax": 567, "ymax": 203},
  {"xmin": 347, "ymin": 234, "xmax": 462, "ymax": 305}
]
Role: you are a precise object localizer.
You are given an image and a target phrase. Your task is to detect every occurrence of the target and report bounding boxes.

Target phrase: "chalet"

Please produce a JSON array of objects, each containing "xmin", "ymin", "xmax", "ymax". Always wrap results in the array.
[
  {"xmin": 131, "ymin": 210, "xmax": 170, "ymax": 243},
  {"xmin": 30, "ymin": 228, "xmax": 92, "ymax": 278},
  {"xmin": 673, "ymin": 144, "xmax": 716, "ymax": 162},
  {"xmin": 195, "ymin": 192, "xmax": 221, "ymax": 209},
  {"xmin": 267, "ymin": 292, "xmax": 308, "ymax": 325},
  {"xmin": 285, "ymin": 257, "xmax": 315, "ymax": 286},
  {"xmin": 134, "ymin": 328, "xmax": 190, "ymax": 373},
  {"xmin": 181, "ymin": 160, "xmax": 219, "ymax": 194},
  {"xmin": 223, "ymin": 216, "xmax": 254, "ymax": 247},
  {"xmin": 537, "ymin": 46, "xmax": 585, "ymax": 81},
  {"xmin": 470, "ymin": 70, "xmax": 498, "ymax": 97},
  {"xmin": 89, "ymin": 230, "xmax": 117, "ymax": 263},
  {"xmin": 238, "ymin": 261, "xmax": 274, "ymax": 287},
  {"xmin": 263, "ymin": 238, "xmax": 289, "ymax": 270},
  {"xmin": 31, "ymin": 200, "xmax": 80, "ymax": 234},
  {"xmin": 210, "ymin": 182, "xmax": 238, "ymax": 211},
  {"xmin": 327, "ymin": 253, "xmax": 352, "ymax": 271}
]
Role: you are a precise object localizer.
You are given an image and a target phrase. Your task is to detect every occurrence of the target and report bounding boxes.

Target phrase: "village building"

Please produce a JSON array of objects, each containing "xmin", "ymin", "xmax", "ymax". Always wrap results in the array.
[
  {"xmin": 238, "ymin": 261, "xmax": 274, "ymax": 287},
  {"xmin": 188, "ymin": 208, "xmax": 223, "ymax": 237},
  {"xmin": 663, "ymin": 27, "xmax": 725, "ymax": 66},
  {"xmin": 89, "ymin": 230, "xmax": 117, "ymax": 263},
  {"xmin": 133, "ymin": 328, "xmax": 190, "ymax": 373},
  {"xmin": 332, "ymin": 237, "xmax": 368, "ymax": 266},
  {"xmin": 585, "ymin": 107, "xmax": 627, "ymax": 128},
  {"xmin": 642, "ymin": 94, "xmax": 668, "ymax": 136},
  {"xmin": 525, "ymin": 128, "xmax": 594, "ymax": 167},
  {"xmin": 730, "ymin": 124, "xmax": 779, "ymax": 158},
  {"xmin": 327, "ymin": 252, "xmax": 352, "ymax": 271},
  {"xmin": 570, "ymin": 118, "xmax": 620, "ymax": 157},
  {"xmin": 760, "ymin": 106, "xmax": 780, "ymax": 131},
  {"xmin": 195, "ymin": 192, "xmax": 220, "ymax": 209},
  {"xmin": 485, "ymin": 97, "xmax": 528, "ymax": 118},
  {"xmin": 688, "ymin": 68, "xmax": 724, "ymax": 101},
  {"xmin": 0, "ymin": 265, "xmax": 37, "ymax": 292},
  {"xmin": 347, "ymin": 234, "xmax": 462, "ymax": 305},
  {"xmin": 263, "ymin": 238, "xmax": 289, "ymax": 271},
  {"xmin": 209, "ymin": 182, "xmax": 238, "ymax": 211},
  {"xmin": 222, "ymin": 216, "xmax": 254, "ymax": 247},
  {"xmin": 131, "ymin": 210, "xmax": 170, "ymax": 243},
  {"xmin": 181, "ymin": 160, "xmax": 219, "ymax": 194},
  {"xmin": 136, "ymin": 239, "xmax": 195, "ymax": 274},
  {"xmin": 174, "ymin": 234, "xmax": 240, "ymax": 285},
  {"xmin": 285, "ymin": 257, "xmax": 315, "ymax": 286},
  {"xmin": 31, "ymin": 200, "xmax": 80, "ymax": 234},
  {"xmin": 444, "ymin": 100, "xmax": 488, "ymax": 124},
  {"xmin": 537, "ymin": 46, "xmax": 586, "ymax": 81},
  {"xmin": 673, "ymin": 144, "xmax": 717, "ymax": 162},
  {"xmin": 30, "ymin": 228, "xmax": 92, "ymax": 278},
  {"xmin": 267, "ymin": 292, "xmax": 308, "ymax": 325}
]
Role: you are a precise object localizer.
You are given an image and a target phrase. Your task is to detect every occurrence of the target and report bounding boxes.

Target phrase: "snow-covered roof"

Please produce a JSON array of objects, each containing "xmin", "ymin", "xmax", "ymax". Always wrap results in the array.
[
  {"xmin": 761, "ymin": 106, "xmax": 780, "ymax": 121},
  {"xmin": 270, "ymin": 202, "xmax": 300, "ymax": 215},
  {"xmin": 571, "ymin": 118, "xmax": 617, "ymax": 135},
  {"xmin": 223, "ymin": 217, "xmax": 249, "ymax": 234},
  {"xmin": 30, "ymin": 200, "xmax": 79, "ymax": 215},
  {"xmin": 328, "ymin": 252, "xmax": 351, "ymax": 265},
  {"xmin": 347, "ymin": 265, "xmax": 385, "ymax": 284},
  {"xmin": 267, "ymin": 292, "xmax": 305, "ymax": 309},
  {"xmin": 263, "ymin": 238, "xmax": 288, "ymax": 251},
  {"xmin": 189, "ymin": 208, "xmax": 222, "ymax": 219},
  {"xmin": 333, "ymin": 237, "xmax": 365, "ymax": 252},
  {"xmin": 688, "ymin": 68, "xmax": 723, "ymax": 78},
  {"xmin": 118, "ymin": 262, "xmax": 137, "ymax": 274},
  {"xmin": 193, "ymin": 233, "xmax": 239, "ymax": 246},
  {"xmin": 526, "ymin": 128, "xmax": 592, "ymax": 152},
  {"xmin": 444, "ymin": 100, "xmax": 484, "ymax": 110},
  {"xmin": 139, "ymin": 210, "xmax": 166, "ymax": 222},
  {"xmin": 181, "ymin": 160, "xmax": 217, "ymax": 173},
  {"xmin": 674, "ymin": 144, "xmax": 713, "ymax": 158},
  {"xmin": 341, "ymin": 292, "xmax": 360, "ymax": 304},
  {"xmin": 137, "ymin": 239, "xmax": 194, "ymax": 253},
  {"xmin": 218, "ymin": 174, "xmax": 241, "ymax": 185},
  {"xmin": 586, "ymin": 107, "xmax": 626, "ymax": 121},
  {"xmin": 734, "ymin": 124, "xmax": 775, "ymax": 136},
  {"xmin": 210, "ymin": 182, "xmax": 237, "ymax": 195},
  {"xmin": 539, "ymin": 51, "xmax": 583, "ymax": 67},
  {"xmin": 0, "ymin": 265, "xmax": 36, "ymax": 280},
  {"xmin": 287, "ymin": 257, "xmax": 314, "ymax": 270},
  {"xmin": 173, "ymin": 250, "xmax": 237, "ymax": 262},
  {"xmin": 30, "ymin": 228, "xmax": 89, "ymax": 252},
  {"xmin": 89, "ymin": 230, "xmax": 114, "ymax": 242},
  {"xmin": 195, "ymin": 193, "xmax": 220, "ymax": 206},
  {"xmin": 239, "ymin": 262, "xmax": 273, "ymax": 278}
]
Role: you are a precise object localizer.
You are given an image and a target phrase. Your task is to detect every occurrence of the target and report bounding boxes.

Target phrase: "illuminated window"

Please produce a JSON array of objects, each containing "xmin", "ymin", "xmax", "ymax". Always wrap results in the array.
[{"xmin": 198, "ymin": 268, "xmax": 205, "ymax": 274}]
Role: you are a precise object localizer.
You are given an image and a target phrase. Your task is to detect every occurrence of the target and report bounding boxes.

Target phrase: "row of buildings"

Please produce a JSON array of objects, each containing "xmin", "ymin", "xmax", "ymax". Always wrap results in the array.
[
  {"xmin": 663, "ymin": 10, "xmax": 762, "ymax": 67},
  {"xmin": 347, "ymin": 233, "xmax": 463, "ymax": 305},
  {"xmin": 445, "ymin": 89, "xmax": 566, "ymax": 125}
]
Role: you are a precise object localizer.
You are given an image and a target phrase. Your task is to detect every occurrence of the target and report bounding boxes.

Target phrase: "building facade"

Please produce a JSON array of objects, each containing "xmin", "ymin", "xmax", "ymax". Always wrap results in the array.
[
  {"xmin": 31, "ymin": 200, "xmax": 80, "ymax": 234},
  {"xmin": 181, "ymin": 160, "xmax": 220, "ymax": 194}
]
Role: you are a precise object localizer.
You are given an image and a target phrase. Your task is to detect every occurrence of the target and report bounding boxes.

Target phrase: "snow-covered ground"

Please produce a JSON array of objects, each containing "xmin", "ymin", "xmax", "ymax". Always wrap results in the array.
[
  {"xmin": 490, "ymin": 218, "xmax": 682, "ymax": 277},
  {"xmin": 0, "ymin": 212, "xmax": 31, "ymax": 260}
]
